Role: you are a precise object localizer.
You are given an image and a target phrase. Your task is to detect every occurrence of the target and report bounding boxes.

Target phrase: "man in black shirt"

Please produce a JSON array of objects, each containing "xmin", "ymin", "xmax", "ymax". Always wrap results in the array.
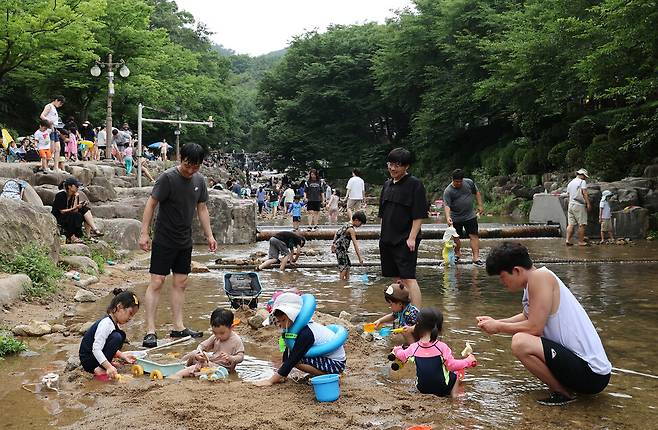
[
  {"xmin": 257, "ymin": 231, "xmax": 306, "ymax": 271},
  {"xmin": 378, "ymin": 148, "xmax": 428, "ymax": 307}
]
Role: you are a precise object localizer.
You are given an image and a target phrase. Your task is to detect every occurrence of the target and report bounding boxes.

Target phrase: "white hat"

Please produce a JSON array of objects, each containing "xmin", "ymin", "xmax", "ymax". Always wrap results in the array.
[
  {"xmin": 601, "ymin": 190, "xmax": 613, "ymax": 199},
  {"xmin": 443, "ymin": 226, "xmax": 459, "ymax": 242},
  {"xmin": 576, "ymin": 168, "xmax": 589, "ymax": 178},
  {"xmin": 269, "ymin": 292, "xmax": 303, "ymax": 323}
]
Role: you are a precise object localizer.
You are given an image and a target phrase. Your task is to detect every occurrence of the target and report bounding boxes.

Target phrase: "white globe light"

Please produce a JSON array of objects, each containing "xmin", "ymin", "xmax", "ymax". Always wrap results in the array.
[
  {"xmin": 119, "ymin": 64, "xmax": 130, "ymax": 78},
  {"xmin": 90, "ymin": 64, "xmax": 101, "ymax": 77}
]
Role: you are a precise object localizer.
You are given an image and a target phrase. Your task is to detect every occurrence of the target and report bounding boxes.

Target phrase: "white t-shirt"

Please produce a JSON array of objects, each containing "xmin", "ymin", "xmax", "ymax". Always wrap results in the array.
[
  {"xmin": 599, "ymin": 199, "xmax": 611, "ymax": 219},
  {"xmin": 33, "ymin": 128, "xmax": 52, "ymax": 150},
  {"xmin": 283, "ymin": 187, "xmax": 295, "ymax": 204},
  {"xmin": 97, "ymin": 129, "xmax": 106, "ymax": 147},
  {"xmin": 566, "ymin": 177, "xmax": 587, "ymax": 206},
  {"xmin": 346, "ymin": 176, "xmax": 365, "ymax": 200}
]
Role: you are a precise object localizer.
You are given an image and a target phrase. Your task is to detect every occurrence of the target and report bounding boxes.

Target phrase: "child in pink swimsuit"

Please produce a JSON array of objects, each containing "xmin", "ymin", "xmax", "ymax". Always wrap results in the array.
[{"xmin": 393, "ymin": 307, "xmax": 476, "ymax": 397}]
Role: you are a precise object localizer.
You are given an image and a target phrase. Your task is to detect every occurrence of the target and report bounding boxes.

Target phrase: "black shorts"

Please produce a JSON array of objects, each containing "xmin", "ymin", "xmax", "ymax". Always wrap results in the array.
[
  {"xmin": 292, "ymin": 216, "xmax": 301, "ymax": 222},
  {"xmin": 541, "ymin": 337, "xmax": 610, "ymax": 394},
  {"xmin": 453, "ymin": 217, "xmax": 479, "ymax": 238},
  {"xmin": 307, "ymin": 201, "xmax": 321, "ymax": 212},
  {"xmin": 379, "ymin": 239, "xmax": 420, "ymax": 280},
  {"xmin": 149, "ymin": 243, "xmax": 193, "ymax": 276}
]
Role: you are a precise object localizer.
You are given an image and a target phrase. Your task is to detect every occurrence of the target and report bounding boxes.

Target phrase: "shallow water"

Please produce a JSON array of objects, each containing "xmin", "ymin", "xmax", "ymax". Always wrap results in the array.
[{"xmin": 1, "ymin": 237, "xmax": 657, "ymax": 428}]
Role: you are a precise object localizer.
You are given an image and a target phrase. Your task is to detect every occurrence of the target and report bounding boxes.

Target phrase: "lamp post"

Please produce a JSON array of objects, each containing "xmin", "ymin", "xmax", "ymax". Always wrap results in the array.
[{"xmin": 90, "ymin": 53, "xmax": 130, "ymax": 160}]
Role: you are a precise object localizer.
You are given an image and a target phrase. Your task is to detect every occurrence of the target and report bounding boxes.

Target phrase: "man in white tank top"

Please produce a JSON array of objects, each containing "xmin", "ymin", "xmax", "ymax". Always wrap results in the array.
[{"xmin": 477, "ymin": 242, "xmax": 611, "ymax": 406}]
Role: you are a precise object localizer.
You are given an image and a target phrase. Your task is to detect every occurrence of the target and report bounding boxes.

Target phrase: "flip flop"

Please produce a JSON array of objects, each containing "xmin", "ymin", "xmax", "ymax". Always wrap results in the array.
[{"xmin": 91, "ymin": 230, "xmax": 104, "ymax": 237}]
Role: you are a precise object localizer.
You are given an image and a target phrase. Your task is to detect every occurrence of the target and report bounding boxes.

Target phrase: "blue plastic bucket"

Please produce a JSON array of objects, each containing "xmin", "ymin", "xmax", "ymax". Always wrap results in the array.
[{"xmin": 310, "ymin": 374, "xmax": 340, "ymax": 402}]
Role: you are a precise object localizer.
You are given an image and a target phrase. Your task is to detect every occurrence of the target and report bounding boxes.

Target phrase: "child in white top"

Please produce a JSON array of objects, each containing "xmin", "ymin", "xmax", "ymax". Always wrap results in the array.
[{"xmin": 599, "ymin": 190, "xmax": 614, "ymax": 243}]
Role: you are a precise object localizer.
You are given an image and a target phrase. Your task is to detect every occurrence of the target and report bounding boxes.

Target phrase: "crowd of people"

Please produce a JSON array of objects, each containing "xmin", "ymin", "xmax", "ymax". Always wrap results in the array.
[{"xmin": 77, "ymin": 145, "xmax": 611, "ymax": 407}]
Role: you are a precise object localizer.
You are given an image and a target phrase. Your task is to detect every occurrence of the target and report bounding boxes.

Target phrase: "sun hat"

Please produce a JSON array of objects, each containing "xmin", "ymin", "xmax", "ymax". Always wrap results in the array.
[
  {"xmin": 442, "ymin": 226, "xmax": 459, "ymax": 242},
  {"xmin": 269, "ymin": 292, "xmax": 303, "ymax": 323},
  {"xmin": 601, "ymin": 190, "xmax": 613, "ymax": 199},
  {"xmin": 385, "ymin": 283, "xmax": 409, "ymax": 302},
  {"xmin": 576, "ymin": 168, "xmax": 589, "ymax": 178}
]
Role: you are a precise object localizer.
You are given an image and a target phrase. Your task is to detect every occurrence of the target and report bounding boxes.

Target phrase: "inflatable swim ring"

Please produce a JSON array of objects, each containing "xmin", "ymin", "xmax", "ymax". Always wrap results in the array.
[{"xmin": 282, "ymin": 294, "xmax": 348, "ymax": 358}]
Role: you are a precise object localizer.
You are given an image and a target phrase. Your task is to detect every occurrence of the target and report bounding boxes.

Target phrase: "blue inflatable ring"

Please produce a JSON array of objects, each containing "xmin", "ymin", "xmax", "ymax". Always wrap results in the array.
[{"xmin": 283, "ymin": 294, "xmax": 348, "ymax": 358}]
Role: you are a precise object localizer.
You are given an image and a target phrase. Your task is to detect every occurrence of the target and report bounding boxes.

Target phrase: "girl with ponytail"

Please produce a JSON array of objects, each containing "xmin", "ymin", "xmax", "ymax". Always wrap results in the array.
[
  {"xmin": 392, "ymin": 307, "xmax": 477, "ymax": 397},
  {"xmin": 79, "ymin": 288, "xmax": 140, "ymax": 380}
]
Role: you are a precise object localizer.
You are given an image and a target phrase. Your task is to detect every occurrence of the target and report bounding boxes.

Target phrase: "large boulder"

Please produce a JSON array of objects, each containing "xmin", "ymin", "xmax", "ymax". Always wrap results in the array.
[
  {"xmin": 65, "ymin": 165, "xmax": 94, "ymax": 185},
  {"xmin": 0, "ymin": 163, "xmax": 36, "ymax": 184},
  {"xmin": 32, "ymin": 184, "xmax": 59, "ymax": 206},
  {"xmin": 191, "ymin": 190, "xmax": 257, "ymax": 245},
  {"xmin": 89, "ymin": 204, "xmax": 117, "ymax": 219},
  {"xmin": 60, "ymin": 255, "xmax": 99, "ymax": 275},
  {"xmin": 642, "ymin": 190, "xmax": 658, "ymax": 212},
  {"xmin": 0, "ymin": 178, "xmax": 43, "ymax": 206},
  {"xmin": 0, "ymin": 274, "xmax": 31, "ymax": 305},
  {"xmin": 95, "ymin": 218, "xmax": 142, "ymax": 250},
  {"xmin": 0, "ymin": 198, "xmax": 60, "ymax": 260},
  {"xmin": 613, "ymin": 207, "xmax": 649, "ymax": 239},
  {"xmin": 91, "ymin": 175, "xmax": 113, "ymax": 189},
  {"xmin": 33, "ymin": 170, "xmax": 73, "ymax": 187},
  {"xmin": 643, "ymin": 164, "xmax": 658, "ymax": 178},
  {"xmin": 84, "ymin": 184, "xmax": 117, "ymax": 202},
  {"xmin": 61, "ymin": 243, "xmax": 91, "ymax": 257},
  {"xmin": 13, "ymin": 320, "xmax": 52, "ymax": 337}
]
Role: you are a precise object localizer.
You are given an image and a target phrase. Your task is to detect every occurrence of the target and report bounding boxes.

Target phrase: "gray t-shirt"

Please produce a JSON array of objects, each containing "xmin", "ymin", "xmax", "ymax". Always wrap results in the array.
[
  {"xmin": 443, "ymin": 178, "xmax": 478, "ymax": 223},
  {"xmin": 152, "ymin": 166, "xmax": 208, "ymax": 248}
]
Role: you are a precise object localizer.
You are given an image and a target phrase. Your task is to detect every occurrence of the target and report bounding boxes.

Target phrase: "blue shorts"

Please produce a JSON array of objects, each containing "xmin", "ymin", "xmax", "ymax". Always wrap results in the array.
[{"xmin": 300, "ymin": 356, "xmax": 346, "ymax": 374}]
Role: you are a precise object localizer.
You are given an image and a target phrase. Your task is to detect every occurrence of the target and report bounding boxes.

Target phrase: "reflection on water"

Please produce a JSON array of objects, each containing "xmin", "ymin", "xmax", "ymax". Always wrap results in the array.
[{"xmin": 2, "ymin": 237, "xmax": 657, "ymax": 429}]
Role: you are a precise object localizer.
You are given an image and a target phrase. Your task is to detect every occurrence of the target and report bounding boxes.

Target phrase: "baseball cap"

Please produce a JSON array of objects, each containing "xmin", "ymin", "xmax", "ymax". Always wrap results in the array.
[
  {"xmin": 63, "ymin": 177, "xmax": 81, "ymax": 187},
  {"xmin": 576, "ymin": 168, "xmax": 589, "ymax": 178}
]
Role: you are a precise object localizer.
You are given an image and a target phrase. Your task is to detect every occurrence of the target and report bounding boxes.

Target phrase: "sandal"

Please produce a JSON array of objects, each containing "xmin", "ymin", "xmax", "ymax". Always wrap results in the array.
[
  {"xmin": 91, "ymin": 229, "xmax": 104, "ymax": 237},
  {"xmin": 69, "ymin": 236, "xmax": 84, "ymax": 244}
]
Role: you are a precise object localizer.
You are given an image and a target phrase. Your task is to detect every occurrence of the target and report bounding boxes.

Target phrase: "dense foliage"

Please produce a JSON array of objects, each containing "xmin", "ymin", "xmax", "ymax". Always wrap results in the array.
[
  {"xmin": 0, "ymin": 243, "xmax": 63, "ymax": 298},
  {"xmin": 0, "ymin": 0, "xmax": 233, "ymax": 146},
  {"xmin": 258, "ymin": 0, "xmax": 658, "ymax": 185}
]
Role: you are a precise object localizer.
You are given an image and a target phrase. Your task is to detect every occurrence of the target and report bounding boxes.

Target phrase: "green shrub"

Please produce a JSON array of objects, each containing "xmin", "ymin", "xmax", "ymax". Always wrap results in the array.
[
  {"xmin": 547, "ymin": 141, "xmax": 573, "ymax": 168},
  {"xmin": 0, "ymin": 244, "xmax": 63, "ymax": 298},
  {"xmin": 0, "ymin": 333, "xmax": 27, "ymax": 357},
  {"xmin": 565, "ymin": 147, "xmax": 583, "ymax": 169},
  {"xmin": 585, "ymin": 135, "xmax": 627, "ymax": 181},
  {"xmin": 568, "ymin": 117, "xmax": 598, "ymax": 148}
]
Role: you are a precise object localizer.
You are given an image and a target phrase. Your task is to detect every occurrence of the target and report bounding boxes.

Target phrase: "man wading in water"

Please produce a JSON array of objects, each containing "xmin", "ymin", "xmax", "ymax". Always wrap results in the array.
[{"xmin": 140, "ymin": 143, "xmax": 217, "ymax": 347}]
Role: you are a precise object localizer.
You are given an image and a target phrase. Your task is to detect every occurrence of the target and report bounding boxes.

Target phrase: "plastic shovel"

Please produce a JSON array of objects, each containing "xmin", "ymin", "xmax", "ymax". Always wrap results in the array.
[{"xmin": 363, "ymin": 323, "xmax": 404, "ymax": 337}]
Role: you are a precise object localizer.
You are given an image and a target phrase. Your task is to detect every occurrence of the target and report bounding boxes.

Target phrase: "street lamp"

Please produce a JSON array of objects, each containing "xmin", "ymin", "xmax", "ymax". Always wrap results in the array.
[{"xmin": 90, "ymin": 53, "xmax": 130, "ymax": 160}]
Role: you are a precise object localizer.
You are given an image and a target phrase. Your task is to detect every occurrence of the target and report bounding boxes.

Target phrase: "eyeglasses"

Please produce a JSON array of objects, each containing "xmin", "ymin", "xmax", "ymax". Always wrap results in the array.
[{"xmin": 386, "ymin": 162, "xmax": 402, "ymax": 168}]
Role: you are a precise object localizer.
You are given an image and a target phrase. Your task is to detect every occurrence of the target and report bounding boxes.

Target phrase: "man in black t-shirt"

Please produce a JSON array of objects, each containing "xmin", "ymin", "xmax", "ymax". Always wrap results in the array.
[
  {"xmin": 378, "ymin": 148, "xmax": 428, "ymax": 307},
  {"xmin": 257, "ymin": 231, "xmax": 306, "ymax": 271}
]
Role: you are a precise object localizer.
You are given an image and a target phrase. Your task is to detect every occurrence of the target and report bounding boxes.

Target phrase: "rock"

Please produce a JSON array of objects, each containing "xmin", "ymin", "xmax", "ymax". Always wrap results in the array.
[
  {"xmin": 94, "ymin": 164, "xmax": 117, "ymax": 179},
  {"xmin": 65, "ymin": 355, "xmax": 81, "ymax": 371},
  {"xmin": 361, "ymin": 332, "xmax": 374, "ymax": 342},
  {"xmin": 95, "ymin": 218, "xmax": 142, "ymax": 250},
  {"xmin": 63, "ymin": 308, "xmax": 77, "ymax": 318},
  {"xmin": 113, "ymin": 201, "xmax": 146, "ymax": 220},
  {"xmin": 65, "ymin": 165, "xmax": 94, "ymax": 185},
  {"xmin": 643, "ymin": 164, "xmax": 658, "ymax": 178},
  {"xmin": 32, "ymin": 184, "xmax": 59, "ymax": 206},
  {"xmin": 615, "ymin": 188, "xmax": 640, "ymax": 208},
  {"xmin": 248, "ymin": 308, "xmax": 270, "ymax": 329},
  {"xmin": 0, "ymin": 198, "xmax": 60, "ymax": 261},
  {"xmin": 34, "ymin": 171, "xmax": 73, "ymax": 187},
  {"xmin": 0, "ymin": 178, "xmax": 43, "ymax": 206},
  {"xmin": 51, "ymin": 324, "xmax": 67, "ymax": 333},
  {"xmin": 79, "ymin": 321, "xmax": 95, "ymax": 334},
  {"xmin": 61, "ymin": 243, "xmax": 91, "ymax": 257},
  {"xmin": 642, "ymin": 189, "xmax": 658, "ymax": 212},
  {"xmin": 74, "ymin": 288, "xmax": 97, "ymax": 302},
  {"xmin": 191, "ymin": 261, "xmax": 210, "ymax": 273},
  {"xmin": 13, "ymin": 320, "xmax": 52, "ymax": 337},
  {"xmin": 87, "ymin": 240, "xmax": 115, "ymax": 259},
  {"xmin": 0, "ymin": 163, "xmax": 36, "ymax": 184},
  {"xmin": 613, "ymin": 207, "xmax": 649, "ymax": 239},
  {"xmin": 110, "ymin": 177, "xmax": 132, "ymax": 188},
  {"xmin": 89, "ymin": 204, "xmax": 117, "ymax": 219},
  {"xmin": 60, "ymin": 256, "xmax": 99, "ymax": 275},
  {"xmin": 0, "ymin": 274, "xmax": 32, "ymax": 305},
  {"xmin": 192, "ymin": 190, "xmax": 257, "ymax": 245},
  {"xmin": 338, "ymin": 311, "xmax": 353, "ymax": 323},
  {"xmin": 84, "ymin": 184, "xmax": 117, "ymax": 202},
  {"xmin": 74, "ymin": 275, "xmax": 99, "ymax": 288},
  {"xmin": 91, "ymin": 175, "xmax": 112, "ymax": 189}
]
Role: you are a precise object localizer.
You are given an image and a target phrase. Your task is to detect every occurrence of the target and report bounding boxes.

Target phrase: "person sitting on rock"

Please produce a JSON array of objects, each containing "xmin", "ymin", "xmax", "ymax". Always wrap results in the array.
[{"xmin": 51, "ymin": 177, "xmax": 103, "ymax": 243}]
